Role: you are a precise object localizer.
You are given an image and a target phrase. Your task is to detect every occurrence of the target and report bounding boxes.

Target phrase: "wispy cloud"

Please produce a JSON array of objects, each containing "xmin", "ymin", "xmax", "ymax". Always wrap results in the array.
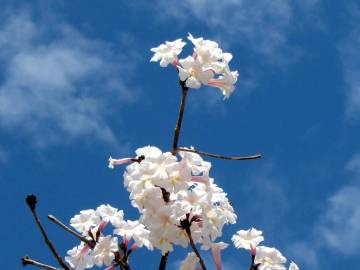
[
  {"xmin": 155, "ymin": 0, "xmax": 319, "ymax": 63},
  {"xmin": 0, "ymin": 11, "xmax": 138, "ymax": 148},
  {"xmin": 315, "ymin": 154, "xmax": 360, "ymax": 256},
  {"xmin": 339, "ymin": 3, "xmax": 360, "ymax": 120},
  {"xmin": 156, "ymin": 0, "xmax": 291, "ymax": 59},
  {"xmin": 286, "ymin": 242, "xmax": 317, "ymax": 269}
]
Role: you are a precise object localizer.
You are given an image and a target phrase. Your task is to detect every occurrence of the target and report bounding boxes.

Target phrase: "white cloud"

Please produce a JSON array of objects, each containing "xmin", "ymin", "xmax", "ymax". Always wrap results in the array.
[
  {"xmin": 346, "ymin": 153, "xmax": 360, "ymax": 176},
  {"xmin": 286, "ymin": 242, "xmax": 317, "ymax": 269},
  {"xmin": 0, "ymin": 12, "xmax": 138, "ymax": 148},
  {"xmin": 316, "ymin": 154, "xmax": 360, "ymax": 256},
  {"xmin": 318, "ymin": 185, "xmax": 360, "ymax": 256},
  {"xmin": 155, "ymin": 0, "xmax": 316, "ymax": 62},
  {"xmin": 339, "ymin": 4, "xmax": 360, "ymax": 120}
]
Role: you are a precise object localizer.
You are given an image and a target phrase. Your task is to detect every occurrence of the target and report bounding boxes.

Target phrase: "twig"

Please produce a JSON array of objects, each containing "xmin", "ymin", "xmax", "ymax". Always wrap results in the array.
[
  {"xmin": 22, "ymin": 256, "xmax": 59, "ymax": 270},
  {"xmin": 185, "ymin": 228, "xmax": 207, "ymax": 270},
  {"xmin": 25, "ymin": 195, "xmax": 70, "ymax": 270},
  {"xmin": 176, "ymin": 147, "xmax": 262, "ymax": 161},
  {"xmin": 47, "ymin": 215, "xmax": 95, "ymax": 248},
  {"xmin": 158, "ymin": 252, "xmax": 169, "ymax": 270},
  {"xmin": 172, "ymin": 80, "xmax": 189, "ymax": 155}
]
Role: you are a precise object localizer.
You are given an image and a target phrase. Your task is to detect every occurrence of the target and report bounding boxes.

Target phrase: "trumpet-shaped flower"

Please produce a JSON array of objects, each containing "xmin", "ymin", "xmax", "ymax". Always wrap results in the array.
[
  {"xmin": 92, "ymin": 236, "xmax": 118, "ymax": 267},
  {"xmin": 70, "ymin": 209, "xmax": 101, "ymax": 235},
  {"xmin": 208, "ymin": 69, "xmax": 239, "ymax": 99},
  {"xmin": 178, "ymin": 56, "xmax": 214, "ymax": 89},
  {"xmin": 114, "ymin": 220, "xmax": 153, "ymax": 250},
  {"xmin": 65, "ymin": 244, "xmax": 94, "ymax": 270},
  {"xmin": 96, "ymin": 204, "xmax": 124, "ymax": 227},
  {"xmin": 231, "ymin": 228, "xmax": 264, "ymax": 251},
  {"xmin": 255, "ymin": 246, "xmax": 287, "ymax": 270},
  {"xmin": 150, "ymin": 39, "xmax": 186, "ymax": 67},
  {"xmin": 289, "ymin": 261, "xmax": 299, "ymax": 270}
]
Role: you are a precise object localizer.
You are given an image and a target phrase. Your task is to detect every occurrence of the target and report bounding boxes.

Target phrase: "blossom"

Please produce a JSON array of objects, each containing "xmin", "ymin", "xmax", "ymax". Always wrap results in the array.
[
  {"xmin": 201, "ymin": 241, "xmax": 228, "ymax": 270},
  {"xmin": 70, "ymin": 209, "xmax": 101, "ymax": 235},
  {"xmin": 92, "ymin": 236, "xmax": 118, "ymax": 267},
  {"xmin": 178, "ymin": 56, "xmax": 214, "ymax": 88},
  {"xmin": 289, "ymin": 261, "xmax": 299, "ymax": 270},
  {"xmin": 117, "ymin": 145, "xmax": 236, "ymax": 254},
  {"xmin": 231, "ymin": 228, "xmax": 264, "ymax": 251},
  {"xmin": 65, "ymin": 244, "xmax": 94, "ymax": 270},
  {"xmin": 108, "ymin": 157, "xmax": 133, "ymax": 169},
  {"xmin": 255, "ymin": 246, "xmax": 287, "ymax": 270},
  {"xmin": 96, "ymin": 204, "xmax": 124, "ymax": 227},
  {"xmin": 114, "ymin": 219, "xmax": 153, "ymax": 250},
  {"xmin": 150, "ymin": 38, "xmax": 186, "ymax": 67},
  {"xmin": 208, "ymin": 69, "xmax": 239, "ymax": 99},
  {"xmin": 180, "ymin": 252, "xmax": 199, "ymax": 270}
]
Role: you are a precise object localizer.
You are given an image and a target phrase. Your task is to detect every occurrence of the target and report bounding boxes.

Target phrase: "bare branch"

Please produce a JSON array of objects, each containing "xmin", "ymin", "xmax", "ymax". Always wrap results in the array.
[
  {"xmin": 158, "ymin": 252, "xmax": 169, "ymax": 270},
  {"xmin": 185, "ymin": 228, "xmax": 207, "ymax": 270},
  {"xmin": 22, "ymin": 256, "xmax": 59, "ymax": 270},
  {"xmin": 25, "ymin": 195, "xmax": 71, "ymax": 270},
  {"xmin": 172, "ymin": 80, "xmax": 189, "ymax": 155},
  {"xmin": 47, "ymin": 215, "xmax": 95, "ymax": 248},
  {"xmin": 177, "ymin": 147, "xmax": 262, "ymax": 161}
]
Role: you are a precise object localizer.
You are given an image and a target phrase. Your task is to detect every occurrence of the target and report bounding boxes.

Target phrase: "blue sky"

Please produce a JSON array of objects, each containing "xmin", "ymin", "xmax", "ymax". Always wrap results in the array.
[{"xmin": 0, "ymin": 0, "xmax": 359, "ymax": 269}]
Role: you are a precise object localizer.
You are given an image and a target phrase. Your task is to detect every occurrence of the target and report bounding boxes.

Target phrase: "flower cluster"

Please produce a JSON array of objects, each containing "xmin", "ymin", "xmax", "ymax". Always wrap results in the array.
[
  {"xmin": 65, "ymin": 204, "xmax": 152, "ymax": 270},
  {"xmin": 231, "ymin": 228, "xmax": 299, "ymax": 270},
  {"xmin": 116, "ymin": 146, "xmax": 236, "ymax": 255},
  {"xmin": 151, "ymin": 34, "xmax": 239, "ymax": 99}
]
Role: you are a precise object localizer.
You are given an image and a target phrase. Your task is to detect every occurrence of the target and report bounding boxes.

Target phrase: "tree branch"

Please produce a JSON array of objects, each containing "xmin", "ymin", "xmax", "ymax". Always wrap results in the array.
[
  {"xmin": 47, "ymin": 215, "xmax": 95, "ymax": 248},
  {"xmin": 176, "ymin": 147, "xmax": 262, "ymax": 161},
  {"xmin": 158, "ymin": 252, "xmax": 169, "ymax": 270},
  {"xmin": 22, "ymin": 256, "xmax": 60, "ymax": 270},
  {"xmin": 185, "ymin": 228, "xmax": 207, "ymax": 270},
  {"xmin": 25, "ymin": 195, "xmax": 70, "ymax": 270},
  {"xmin": 172, "ymin": 80, "xmax": 189, "ymax": 155}
]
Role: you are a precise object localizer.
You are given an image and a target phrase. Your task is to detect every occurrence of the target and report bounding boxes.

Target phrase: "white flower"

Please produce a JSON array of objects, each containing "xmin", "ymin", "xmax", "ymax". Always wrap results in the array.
[
  {"xmin": 180, "ymin": 252, "xmax": 199, "ymax": 270},
  {"xmin": 65, "ymin": 244, "xmax": 93, "ymax": 270},
  {"xmin": 92, "ymin": 236, "xmax": 118, "ymax": 267},
  {"xmin": 70, "ymin": 209, "xmax": 101, "ymax": 235},
  {"xmin": 289, "ymin": 261, "xmax": 299, "ymax": 270},
  {"xmin": 96, "ymin": 204, "xmax": 124, "ymax": 227},
  {"xmin": 114, "ymin": 220, "xmax": 153, "ymax": 250},
  {"xmin": 178, "ymin": 56, "xmax": 214, "ymax": 88},
  {"xmin": 255, "ymin": 246, "xmax": 287, "ymax": 270},
  {"xmin": 108, "ymin": 157, "xmax": 132, "ymax": 169},
  {"xmin": 208, "ymin": 69, "xmax": 239, "ymax": 99},
  {"xmin": 231, "ymin": 228, "xmax": 264, "ymax": 250},
  {"xmin": 150, "ymin": 39, "xmax": 186, "ymax": 67}
]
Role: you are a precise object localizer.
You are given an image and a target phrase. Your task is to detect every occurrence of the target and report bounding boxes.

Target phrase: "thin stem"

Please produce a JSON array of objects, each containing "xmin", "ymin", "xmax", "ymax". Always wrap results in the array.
[
  {"xmin": 177, "ymin": 147, "xmax": 262, "ymax": 161},
  {"xmin": 22, "ymin": 256, "xmax": 59, "ymax": 270},
  {"xmin": 25, "ymin": 195, "xmax": 70, "ymax": 270},
  {"xmin": 185, "ymin": 228, "xmax": 207, "ymax": 270},
  {"xmin": 48, "ymin": 215, "xmax": 95, "ymax": 248},
  {"xmin": 172, "ymin": 80, "xmax": 189, "ymax": 155},
  {"xmin": 158, "ymin": 252, "xmax": 169, "ymax": 270}
]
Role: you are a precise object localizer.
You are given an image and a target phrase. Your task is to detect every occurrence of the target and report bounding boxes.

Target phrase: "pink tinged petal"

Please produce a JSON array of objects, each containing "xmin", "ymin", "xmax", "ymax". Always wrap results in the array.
[
  {"xmin": 108, "ymin": 157, "xmax": 133, "ymax": 169},
  {"xmin": 80, "ymin": 244, "xmax": 91, "ymax": 256},
  {"xmin": 250, "ymin": 245, "xmax": 256, "ymax": 256},
  {"xmin": 212, "ymin": 245, "xmax": 223, "ymax": 270},
  {"xmin": 129, "ymin": 243, "xmax": 139, "ymax": 252},
  {"xmin": 191, "ymin": 175, "xmax": 209, "ymax": 184},
  {"xmin": 105, "ymin": 264, "xmax": 116, "ymax": 270},
  {"xmin": 122, "ymin": 235, "xmax": 129, "ymax": 249},
  {"xmin": 172, "ymin": 57, "xmax": 180, "ymax": 67},
  {"xmin": 97, "ymin": 221, "xmax": 108, "ymax": 233}
]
